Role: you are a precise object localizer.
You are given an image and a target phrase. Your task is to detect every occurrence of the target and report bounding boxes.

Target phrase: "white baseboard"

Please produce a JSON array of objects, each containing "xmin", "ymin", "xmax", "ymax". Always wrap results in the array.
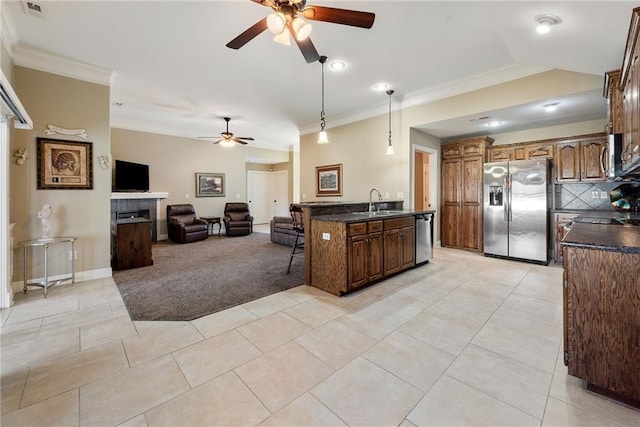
[{"xmin": 11, "ymin": 267, "xmax": 112, "ymax": 295}]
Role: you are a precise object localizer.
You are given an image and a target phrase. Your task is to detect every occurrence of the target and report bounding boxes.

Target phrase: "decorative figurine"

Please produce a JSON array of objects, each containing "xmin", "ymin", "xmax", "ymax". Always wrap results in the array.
[
  {"xmin": 38, "ymin": 204, "xmax": 53, "ymax": 239},
  {"xmin": 13, "ymin": 148, "xmax": 28, "ymax": 166}
]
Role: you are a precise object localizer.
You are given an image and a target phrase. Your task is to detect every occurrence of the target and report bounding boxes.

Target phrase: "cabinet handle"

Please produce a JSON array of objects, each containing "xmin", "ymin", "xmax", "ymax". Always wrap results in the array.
[{"xmin": 600, "ymin": 144, "xmax": 608, "ymax": 174}]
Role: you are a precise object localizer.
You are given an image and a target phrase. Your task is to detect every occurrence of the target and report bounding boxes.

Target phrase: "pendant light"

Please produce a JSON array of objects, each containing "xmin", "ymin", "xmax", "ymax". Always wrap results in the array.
[
  {"xmin": 386, "ymin": 89, "xmax": 395, "ymax": 155},
  {"xmin": 318, "ymin": 55, "xmax": 329, "ymax": 144}
]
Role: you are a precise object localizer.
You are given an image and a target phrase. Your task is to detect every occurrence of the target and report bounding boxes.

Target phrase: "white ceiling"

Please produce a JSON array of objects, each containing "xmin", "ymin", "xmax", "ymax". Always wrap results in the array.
[{"xmin": 3, "ymin": 1, "xmax": 636, "ymax": 152}]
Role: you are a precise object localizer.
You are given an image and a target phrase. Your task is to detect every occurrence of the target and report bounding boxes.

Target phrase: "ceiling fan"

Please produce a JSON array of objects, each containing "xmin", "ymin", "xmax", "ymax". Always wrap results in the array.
[
  {"xmin": 226, "ymin": 0, "xmax": 375, "ymax": 63},
  {"xmin": 198, "ymin": 117, "xmax": 254, "ymax": 147}
]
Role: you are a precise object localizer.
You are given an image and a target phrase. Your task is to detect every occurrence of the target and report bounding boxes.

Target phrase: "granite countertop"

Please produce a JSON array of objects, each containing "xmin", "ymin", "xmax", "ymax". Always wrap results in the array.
[
  {"xmin": 561, "ymin": 222, "xmax": 640, "ymax": 254},
  {"xmin": 313, "ymin": 209, "xmax": 435, "ymax": 223}
]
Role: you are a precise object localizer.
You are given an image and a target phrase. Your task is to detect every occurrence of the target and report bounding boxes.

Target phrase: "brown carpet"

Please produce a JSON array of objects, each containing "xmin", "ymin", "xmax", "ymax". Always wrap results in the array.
[{"xmin": 113, "ymin": 232, "xmax": 304, "ymax": 321}]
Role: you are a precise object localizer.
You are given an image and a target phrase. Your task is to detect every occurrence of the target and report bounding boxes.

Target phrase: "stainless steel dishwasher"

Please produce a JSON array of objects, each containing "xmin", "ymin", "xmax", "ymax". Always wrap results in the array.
[{"xmin": 415, "ymin": 213, "xmax": 433, "ymax": 264}]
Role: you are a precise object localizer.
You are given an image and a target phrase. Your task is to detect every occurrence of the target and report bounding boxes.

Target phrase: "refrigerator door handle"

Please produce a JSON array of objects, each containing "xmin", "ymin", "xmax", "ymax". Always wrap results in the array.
[{"xmin": 503, "ymin": 177, "xmax": 508, "ymax": 221}]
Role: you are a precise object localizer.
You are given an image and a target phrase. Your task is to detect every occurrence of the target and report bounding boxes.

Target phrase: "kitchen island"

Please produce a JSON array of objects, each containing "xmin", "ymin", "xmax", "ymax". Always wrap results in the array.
[
  {"xmin": 560, "ymin": 214, "xmax": 640, "ymax": 408},
  {"xmin": 306, "ymin": 207, "xmax": 434, "ymax": 296}
]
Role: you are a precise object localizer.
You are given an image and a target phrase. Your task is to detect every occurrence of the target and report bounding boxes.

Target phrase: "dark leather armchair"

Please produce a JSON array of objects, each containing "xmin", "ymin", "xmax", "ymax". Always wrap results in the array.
[
  {"xmin": 166, "ymin": 204, "xmax": 208, "ymax": 243},
  {"xmin": 223, "ymin": 202, "xmax": 253, "ymax": 236}
]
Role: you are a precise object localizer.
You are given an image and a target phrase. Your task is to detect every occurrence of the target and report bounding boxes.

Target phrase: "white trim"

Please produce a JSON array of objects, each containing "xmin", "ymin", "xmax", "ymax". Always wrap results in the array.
[
  {"xmin": 1, "ymin": 2, "xmax": 18, "ymax": 56},
  {"xmin": 299, "ymin": 63, "xmax": 552, "ymax": 135},
  {"xmin": 11, "ymin": 267, "xmax": 113, "ymax": 295},
  {"xmin": 12, "ymin": 44, "xmax": 115, "ymax": 86},
  {"xmin": 1, "ymin": 118, "xmax": 11, "ymax": 308},
  {"xmin": 0, "ymin": 68, "xmax": 33, "ymax": 129}
]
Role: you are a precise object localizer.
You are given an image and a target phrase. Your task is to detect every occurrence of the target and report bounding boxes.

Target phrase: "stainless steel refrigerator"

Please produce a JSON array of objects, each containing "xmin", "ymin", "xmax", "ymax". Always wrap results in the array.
[{"xmin": 483, "ymin": 159, "xmax": 550, "ymax": 264}]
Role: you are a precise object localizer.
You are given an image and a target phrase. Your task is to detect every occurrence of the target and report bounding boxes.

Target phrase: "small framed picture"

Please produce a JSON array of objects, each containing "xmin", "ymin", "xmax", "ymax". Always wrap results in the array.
[
  {"xmin": 37, "ymin": 138, "xmax": 93, "ymax": 190},
  {"xmin": 196, "ymin": 172, "xmax": 225, "ymax": 197},
  {"xmin": 316, "ymin": 163, "xmax": 343, "ymax": 197}
]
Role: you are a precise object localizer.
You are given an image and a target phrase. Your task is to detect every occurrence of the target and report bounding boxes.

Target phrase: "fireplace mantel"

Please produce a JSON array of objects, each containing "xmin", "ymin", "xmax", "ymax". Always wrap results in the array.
[{"xmin": 111, "ymin": 192, "xmax": 169, "ymax": 200}]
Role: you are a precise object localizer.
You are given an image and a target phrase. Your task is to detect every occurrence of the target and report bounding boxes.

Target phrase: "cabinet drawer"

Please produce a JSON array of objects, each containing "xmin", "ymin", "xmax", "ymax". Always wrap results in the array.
[
  {"xmin": 368, "ymin": 220, "xmax": 383, "ymax": 233},
  {"xmin": 384, "ymin": 216, "xmax": 415, "ymax": 230},
  {"xmin": 347, "ymin": 222, "xmax": 367, "ymax": 236}
]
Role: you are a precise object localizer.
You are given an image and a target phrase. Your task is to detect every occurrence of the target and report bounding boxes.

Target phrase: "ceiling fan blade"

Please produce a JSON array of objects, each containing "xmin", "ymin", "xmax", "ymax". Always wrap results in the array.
[
  {"xmin": 302, "ymin": 6, "xmax": 375, "ymax": 29},
  {"xmin": 234, "ymin": 137, "xmax": 255, "ymax": 141},
  {"xmin": 197, "ymin": 136, "xmax": 216, "ymax": 139},
  {"xmin": 289, "ymin": 26, "xmax": 320, "ymax": 63},
  {"xmin": 212, "ymin": 139, "xmax": 224, "ymax": 144},
  {"xmin": 226, "ymin": 17, "xmax": 268, "ymax": 50},
  {"xmin": 234, "ymin": 140, "xmax": 249, "ymax": 145},
  {"xmin": 251, "ymin": 0, "xmax": 276, "ymax": 6}
]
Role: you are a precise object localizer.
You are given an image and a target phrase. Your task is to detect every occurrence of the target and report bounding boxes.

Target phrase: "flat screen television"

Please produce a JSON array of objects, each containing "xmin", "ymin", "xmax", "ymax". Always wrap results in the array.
[{"xmin": 113, "ymin": 160, "xmax": 150, "ymax": 192}]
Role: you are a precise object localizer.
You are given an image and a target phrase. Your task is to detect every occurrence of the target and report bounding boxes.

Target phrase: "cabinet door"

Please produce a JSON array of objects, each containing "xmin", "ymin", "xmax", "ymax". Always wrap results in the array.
[
  {"xmin": 399, "ymin": 225, "xmax": 415, "ymax": 270},
  {"xmin": 442, "ymin": 142, "xmax": 460, "ymax": 159},
  {"xmin": 489, "ymin": 147, "xmax": 513, "ymax": 162},
  {"xmin": 513, "ymin": 146, "xmax": 527, "ymax": 160},
  {"xmin": 348, "ymin": 235, "xmax": 367, "ymax": 289},
  {"xmin": 460, "ymin": 157, "xmax": 483, "ymax": 251},
  {"xmin": 580, "ymin": 138, "xmax": 607, "ymax": 181},
  {"xmin": 441, "ymin": 159, "xmax": 460, "ymax": 248},
  {"xmin": 526, "ymin": 143, "xmax": 555, "ymax": 159},
  {"xmin": 367, "ymin": 232, "xmax": 384, "ymax": 282},
  {"xmin": 383, "ymin": 229, "xmax": 401, "ymax": 276},
  {"xmin": 556, "ymin": 142, "xmax": 580, "ymax": 182},
  {"xmin": 622, "ymin": 51, "xmax": 639, "ymax": 170}
]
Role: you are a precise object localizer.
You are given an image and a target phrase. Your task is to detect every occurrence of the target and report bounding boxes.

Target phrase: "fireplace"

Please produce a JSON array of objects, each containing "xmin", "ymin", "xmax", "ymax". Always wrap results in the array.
[{"xmin": 110, "ymin": 192, "xmax": 168, "ymax": 243}]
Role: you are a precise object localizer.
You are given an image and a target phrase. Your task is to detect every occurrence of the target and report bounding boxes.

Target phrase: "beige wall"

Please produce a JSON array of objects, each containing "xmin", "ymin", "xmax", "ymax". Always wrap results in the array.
[
  {"xmin": 11, "ymin": 66, "xmax": 111, "ymax": 283},
  {"xmin": 111, "ymin": 128, "xmax": 291, "ymax": 235}
]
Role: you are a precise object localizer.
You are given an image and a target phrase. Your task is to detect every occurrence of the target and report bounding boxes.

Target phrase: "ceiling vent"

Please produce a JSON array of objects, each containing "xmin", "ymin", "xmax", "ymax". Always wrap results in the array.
[{"xmin": 22, "ymin": 2, "xmax": 45, "ymax": 18}]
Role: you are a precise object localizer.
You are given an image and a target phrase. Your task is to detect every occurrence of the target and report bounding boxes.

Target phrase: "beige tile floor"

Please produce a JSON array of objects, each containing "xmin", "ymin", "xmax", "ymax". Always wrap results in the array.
[{"xmin": 2, "ymin": 247, "xmax": 640, "ymax": 426}]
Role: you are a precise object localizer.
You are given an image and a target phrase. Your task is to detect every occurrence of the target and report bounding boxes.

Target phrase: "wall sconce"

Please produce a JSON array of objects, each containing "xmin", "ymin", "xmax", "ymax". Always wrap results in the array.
[
  {"xmin": 13, "ymin": 148, "xmax": 28, "ymax": 165},
  {"xmin": 98, "ymin": 154, "xmax": 111, "ymax": 170}
]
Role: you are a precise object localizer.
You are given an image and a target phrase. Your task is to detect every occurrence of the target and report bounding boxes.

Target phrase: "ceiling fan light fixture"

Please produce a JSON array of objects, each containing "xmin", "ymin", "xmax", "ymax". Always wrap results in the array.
[
  {"xmin": 267, "ymin": 12, "xmax": 286, "ymax": 35},
  {"xmin": 273, "ymin": 28, "xmax": 291, "ymax": 45},
  {"xmin": 291, "ymin": 17, "xmax": 312, "ymax": 41},
  {"xmin": 219, "ymin": 139, "xmax": 235, "ymax": 148}
]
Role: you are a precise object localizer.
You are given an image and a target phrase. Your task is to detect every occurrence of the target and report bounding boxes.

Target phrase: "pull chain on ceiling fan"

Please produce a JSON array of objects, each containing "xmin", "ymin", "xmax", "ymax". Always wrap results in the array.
[
  {"xmin": 198, "ymin": 117, "xmax": 254, "ymax": 147},
  {"xmin": 226, "ymin": 0, "xmax": 375, "ymax": 63}
]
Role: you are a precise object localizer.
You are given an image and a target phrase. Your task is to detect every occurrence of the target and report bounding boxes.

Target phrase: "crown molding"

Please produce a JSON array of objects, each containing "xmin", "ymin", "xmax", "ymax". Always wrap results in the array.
[
  {"xmin": 1, "ymin": 2, "xmax": 18, "ymax": 56},
  {"xmin": 12, "ymin": 44, "xmax": 115, "ymax": 86},
  {"xmin": 299, "ymin": 63, "xmax": 552, "ymax": 135}
]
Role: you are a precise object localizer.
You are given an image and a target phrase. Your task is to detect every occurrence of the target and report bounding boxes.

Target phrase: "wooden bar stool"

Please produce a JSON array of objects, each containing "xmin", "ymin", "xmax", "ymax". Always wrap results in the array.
[{"xmin": 286, "ymin": 205, "xmax": 304, "ymax": 274}]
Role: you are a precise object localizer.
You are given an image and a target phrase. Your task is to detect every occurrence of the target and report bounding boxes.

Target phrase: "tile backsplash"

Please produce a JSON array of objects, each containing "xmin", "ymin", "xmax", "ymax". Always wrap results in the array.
[{"xmin": 554, "ymin": 181, "xmax": 639, "ymax": 211}]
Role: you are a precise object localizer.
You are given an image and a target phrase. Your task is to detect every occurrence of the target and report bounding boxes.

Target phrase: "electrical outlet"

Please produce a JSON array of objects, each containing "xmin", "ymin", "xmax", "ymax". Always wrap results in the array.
[
  {"xmin": 396, "ymin": 192, "xmax": 403, "ymax": 199},
  {"xmin": 322, "ymin": 232, "xmax": 330, "ymax": 240},
  {"xmin": 185, "ymin": 193, "xmax": 189, "ymax": 199},
  {"xmin": 601, "ymin": 191, "xmax": 609, "ymax": 199},
  {"xmin": 591, "ymin": 191, "xmax": 599, "ymax": 199}
]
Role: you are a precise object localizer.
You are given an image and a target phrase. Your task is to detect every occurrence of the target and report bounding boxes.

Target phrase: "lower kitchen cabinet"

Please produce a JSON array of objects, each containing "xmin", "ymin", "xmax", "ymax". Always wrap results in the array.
[
  {"xmin": 383, "ymin": 217, "xmax": 415, "ymax": 276},
  {"xmin": 554, "ymin": 212, "xmax": 580, "ymax": 263},
  {"xmin": 111, "ymin": 218, "xmax": 153, "ymax": 271},
  {"xmin": 563, "ymin": 244, "xmax": 640, "ymax": 406},
  {"xmin": 348, "ymin": 221, "xmax": 383, "ymax": 291}
]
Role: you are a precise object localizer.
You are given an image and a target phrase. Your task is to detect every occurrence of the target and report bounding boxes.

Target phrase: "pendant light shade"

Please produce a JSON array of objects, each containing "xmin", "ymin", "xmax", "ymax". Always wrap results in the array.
[
  {"xmin": 267, "ymin": 12, "xmax": 286, "ymax": 35},
  {"xmin": 318, "ymin": 55, "xmax": 329, "ymax": 144},
  {"xmin": 386, "ymin": 89, "xmax": 394, "ymax": 155},
  {"xmin": 291, "ymin": 17, "xmax": 312, "ymax": 41}
]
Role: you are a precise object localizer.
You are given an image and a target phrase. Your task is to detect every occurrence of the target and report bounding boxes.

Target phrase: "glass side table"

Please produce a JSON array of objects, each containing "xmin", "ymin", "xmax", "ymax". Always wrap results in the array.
[{"xmin": 18, "ymin": 236, "xmax": 77, "ymax": 298}]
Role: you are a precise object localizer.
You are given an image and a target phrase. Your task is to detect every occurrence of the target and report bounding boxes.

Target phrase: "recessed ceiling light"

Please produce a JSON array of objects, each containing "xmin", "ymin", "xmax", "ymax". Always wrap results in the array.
[
  {"xmin": 329, "ymin": 61, "xmax": 346, "ymax": 71},
  {"xmin": 486, "ymin": 121, "xmax": 503, "ymax": 127},
  {"xmin": 544, "ymin": 103, "xmax": 559, "ymax": 112},
  {"xmin": 373, "ymin": 82, "xmax": 389, "ymax": 91},
  {"xmin": 535, "ymin": 14, "xmax": 561, "ymax": 34}
]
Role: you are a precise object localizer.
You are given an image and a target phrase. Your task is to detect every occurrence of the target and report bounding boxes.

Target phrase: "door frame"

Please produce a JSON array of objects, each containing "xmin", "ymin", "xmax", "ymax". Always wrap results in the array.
[{"xmin": 410, "ymin": 144, "xmax": 439, "ymax": 245}]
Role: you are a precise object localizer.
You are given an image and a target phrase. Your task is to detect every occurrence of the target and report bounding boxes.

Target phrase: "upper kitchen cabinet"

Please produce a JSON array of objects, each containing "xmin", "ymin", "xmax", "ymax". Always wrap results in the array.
[
  {"xmin": 619, "ymin": 7, "xmax": 640, "ymax": 173},
  {"xmin": 604, "ymin": 70, "xmax": 624, "ymax": 134},
  {"xmin": 441, "ymin": 136, "xmax": 493, "ymax": 252},
  {"xmin": 556, "ymin": 135, "xmax": 608, "ymax": 182},
  {"xmin": 525, "ymin": 142, "xmax": 555, "ymax": 159},
  {"xmin": 487, "ymin": 145, "xmax": 526, "ymax": 162}
]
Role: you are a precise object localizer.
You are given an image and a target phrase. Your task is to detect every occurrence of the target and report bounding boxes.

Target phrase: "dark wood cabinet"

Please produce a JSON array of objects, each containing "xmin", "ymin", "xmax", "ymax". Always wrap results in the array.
[
  {"xmin": 553, "ymin": 213, "xmax": 579, "ymax": 263},
  {"xmin": 348, "ymin": 221, "xmax": 383, "ymax": 291},
  {"xmin": 383, "ymin": 217, "xmax": 415, "ymax": 276},
  {"xmin": 525, "ymin": 142, "xmax": 555, "ymax": 159},
  {"xmin": 604, "ymin": 69, "xmax": 624, "ymax": 134},
  {"xmin": 620, "ymin": 7, "xmax": 640, "ymax": 173},
  {"xmin": 112, "ymin": 218, "xmax": 153, "ymax": 271},
  {"xmin": 441, "ymin": 136, "xmax": 492, "ymax": 252},
  {"xmin": 556, "ymin": 137, "xmax": 607, "ymax": 182},
  {"xmin": 563, "ymin": 245, "xmax": 640, "ymax": 405},
  {"xmin": 487, "ymin": 145, "xmax": 526, "ymax": 162}
]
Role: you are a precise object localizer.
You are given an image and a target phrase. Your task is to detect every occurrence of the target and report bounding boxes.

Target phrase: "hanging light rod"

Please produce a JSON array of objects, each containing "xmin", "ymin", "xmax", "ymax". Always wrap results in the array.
[
  {"xmin": 318, "ymin": 55, "xmax": 329, "ymax": 144},
  {"xmin": 386, "ymin": 89, "xmax": 395, "ymax": 155}
]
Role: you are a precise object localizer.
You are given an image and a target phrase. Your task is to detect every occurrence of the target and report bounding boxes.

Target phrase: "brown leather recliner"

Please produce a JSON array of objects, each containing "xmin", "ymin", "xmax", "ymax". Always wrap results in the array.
[
  {"xmin": 166, "ymin": 204, "xmax": 208, "ymax": 243},
  {"xmin": 223, "ymin": 202, "xmax": 253, "ymax": 236}
]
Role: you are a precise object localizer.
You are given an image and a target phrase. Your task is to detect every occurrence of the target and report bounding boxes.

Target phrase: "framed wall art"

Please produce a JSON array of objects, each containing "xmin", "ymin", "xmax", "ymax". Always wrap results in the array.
[
  {"xmin": 37, "ymin": 138, "xmax": 93, "ymax": 190},
  {"xmin": 196, "ymin": 172, "xmax": 225, "ymax": 197},
  {"xmin": 315, "ymin": 163, "xmax": 343, "ymax": 197}
]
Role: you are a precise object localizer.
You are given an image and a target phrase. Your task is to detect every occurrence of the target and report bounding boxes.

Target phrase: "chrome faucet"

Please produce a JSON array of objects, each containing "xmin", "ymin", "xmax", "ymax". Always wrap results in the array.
[{"xmin": 369, "ymin": 188, "xmax": 383, "ymax": 212}]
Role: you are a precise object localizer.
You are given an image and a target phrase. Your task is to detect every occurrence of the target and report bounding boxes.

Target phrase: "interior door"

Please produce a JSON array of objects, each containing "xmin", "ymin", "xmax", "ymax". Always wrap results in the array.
[
  {"xmin": 247, "ymin": 171, "xmax": 270, "ymax": 224},
  {"xmin": 270, "ymin": 170, "xmax": 289, "ymax": 218}
]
